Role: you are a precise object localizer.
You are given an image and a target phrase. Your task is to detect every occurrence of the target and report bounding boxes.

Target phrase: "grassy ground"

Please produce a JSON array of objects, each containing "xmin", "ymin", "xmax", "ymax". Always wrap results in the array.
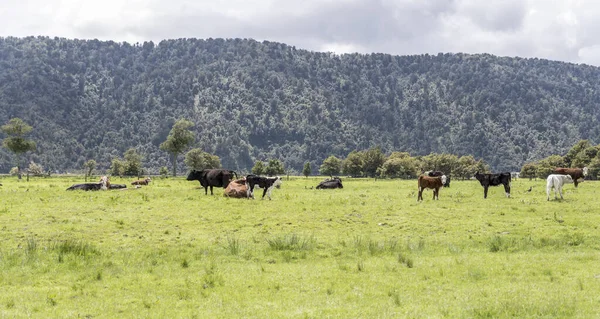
[{"xmin": 0, "ymin": 175, "xmax": 599, "ymax": 318}]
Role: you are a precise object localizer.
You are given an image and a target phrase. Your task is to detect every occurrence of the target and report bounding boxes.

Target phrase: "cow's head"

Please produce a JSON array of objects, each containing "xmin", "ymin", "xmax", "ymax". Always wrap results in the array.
[
  {"xmin": 564, "ymin": 175, "xmax": 574, "ymax": 183},
  {"xmin": 583, "ymin": 167, "xmax": 589, "ymax": 176},
  {"xmin": 273, "ymin": 176, "xmax": 283, "ymax": 189},
  {"xmin": 441, "ymin": 175, "xmax": 447, "ymax": 185},
  {"xmin": 186, "ymin": 170, "xmax": 202, "ymax": 181}
]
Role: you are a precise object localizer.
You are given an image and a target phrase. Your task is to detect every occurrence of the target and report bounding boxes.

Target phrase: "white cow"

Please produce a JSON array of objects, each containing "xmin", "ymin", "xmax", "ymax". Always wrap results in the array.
[{"xmin": 546, "ymin": 174, "xmax": 574, "ymax": 201}]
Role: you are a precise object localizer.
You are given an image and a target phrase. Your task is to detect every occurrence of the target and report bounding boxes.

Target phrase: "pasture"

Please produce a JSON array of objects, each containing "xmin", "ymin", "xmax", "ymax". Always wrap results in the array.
[{"xmin": 0, "ymin": 176, "xmax": 599, "ymax": 318}]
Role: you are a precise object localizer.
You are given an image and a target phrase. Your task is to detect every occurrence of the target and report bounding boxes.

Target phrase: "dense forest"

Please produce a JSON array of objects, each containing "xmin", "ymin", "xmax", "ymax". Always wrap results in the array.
[{"xmin": 1, "ymin": 36, "xmax": 599, "ymax": 174}]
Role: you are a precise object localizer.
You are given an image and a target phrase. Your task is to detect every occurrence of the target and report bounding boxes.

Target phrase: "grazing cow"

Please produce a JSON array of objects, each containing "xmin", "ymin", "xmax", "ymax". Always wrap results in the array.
[
  {"xmin": 552, "ymin": 167, "xmax": 588, "ymax": 187},
  {"xmin": 546, "ymin": 174, "xmax": 574, "ymax": 201},
  {"xmin": 474, "ymin": 171, "xmax": 511, "ymax": 199},
  {"xmin": 186, "ymin": 169, "xmax": 238, "ymax": 195},
  {"xmin": 99, "ymin": 176, "xmax": 110, "ymax": 190},
  {"xmin": 131, "ymin": 177, "xmax": 151, "ymax": 186},
  {"xmin": 245, "ymin": 175, "xmax": 282, "ymax": 200},
  {"xmin": 427, "ymin": 171, "xmax": 451, "ymax": 187},
  {"xmin": 417, "ymin": 174, "xmax": 447, "ymax": 201},
  {"xmin": 316, "ymin": 177, "xmax": 343, "ymax": 189},
  {"xmin": 223, "ymin": 178, "xmax": 249, "ymax": 198}
]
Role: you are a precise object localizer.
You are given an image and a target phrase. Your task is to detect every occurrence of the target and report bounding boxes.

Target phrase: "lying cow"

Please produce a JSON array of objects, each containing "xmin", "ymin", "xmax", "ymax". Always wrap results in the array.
[
  {"xmin": 131, "ymin": 177, "xmax": 151, "ymax": 186},
  {"xmin": 474, "ymin": 171, "xmax": 511, "ymax": 199},
  {"xmin": 427, "ymin": 171, "xmax": 451, "ymax": 187},
  {"xmin": 109, "ymin": 184, "xmax": 127, "ymax": 189},
  {"xmin": 546, "ymin": 174, "xmax": 574, "ymax": 201},
  {"xmin": 552, "ymin": 167, "xmax": 587, "ymax": 187},
  {"xmin": 67, "ymin": 176, "xmax": 110, "ymax": 191},
  {"xmin": 245, "ymin": 175, "xmax": 282, "ymax": 200},
  {"xmin": 316, "ymin": 177, "xmax": 343, "ymax": 189},
  {"xmin": 223, "ymin": 178, "xmax": 248, "ymax": 198},
  {"xmin": 187, "ymin": 169, "xmax": 237, "ymax": 195},
  {"xmin": 417, "ymin": 174, "xmax": 447, "ymax": 201}
]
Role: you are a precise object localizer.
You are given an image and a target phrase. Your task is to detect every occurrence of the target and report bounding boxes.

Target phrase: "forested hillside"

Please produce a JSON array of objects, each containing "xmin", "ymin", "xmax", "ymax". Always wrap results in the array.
[{"xmin": 1, "ymin": 36, "xmax": 599, "ymax": 174}]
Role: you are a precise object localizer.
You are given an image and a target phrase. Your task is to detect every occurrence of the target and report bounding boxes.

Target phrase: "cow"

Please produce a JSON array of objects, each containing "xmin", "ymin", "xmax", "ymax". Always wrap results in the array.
[
  {"xmin": 186, "ymin": 169, "xmax": 238, "ymax": 195},
  {"xmin": 552, "ymin": 167, "xmax": 588, "ymax": 187},
  {"xmin": 109, "ymin": 184, "xmax": 127, "ymax": 189},
  {"xmin": 427, "ymin": 171, "xmax": 451, "ymax": 187},
  {"xmin": 99, "ymin": 176, "xmax": 110, "ymax": 190},
  {"xmin": 66, "ymin": 183, "xmax": 104, "ymax": 191},
  {"xmin": 245, "ymin": 175, "xmax": 282, "ymax": 200},
  {"xmin": 223, "ymin": 178, "xmax": 249, "ymax": 198},
  {"xmin": 131, "ymin": 177, "xmax": 151, "ymax": 186},
  {"xmin": 474, "ymin": 171, "xmax": 511, "ymax": 199},
  {"xmin": 546, "ymin": 174, "xmax": 574, "ymax": 201},
  {"xmin": 417, "ymin": 174, "xmax": 447, "ymax": 201},
  {"xmin": 316, "ymin": 177, "xmax": 343, "ymax": 189}
]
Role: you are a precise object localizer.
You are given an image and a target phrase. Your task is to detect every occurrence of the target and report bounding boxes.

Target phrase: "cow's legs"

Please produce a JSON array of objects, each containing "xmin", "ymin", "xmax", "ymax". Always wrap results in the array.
[
  {"xmin": 210, "ymin": 186, "xmax": 214, "ymax": 195},
  {"xmin": 266, "ymin": 186, "xmax": 273, "ymax": 200},
  {"xmin": 504, "ymin": 183, "xmax": 511, "ymax": 198},
  {"xmin": 204, "ymin": 186, "xmax": 208, "ymax": 195},
  {"xmin": 483, "ymin": 186, "xmax": 488, "ymax": 199},
  {"xmin": 261, "ymin": 187, "xmax": 268, "ymax": 200},
  {"xmin": 432, "ymin": 188, "xmax": 437, "ymax": 200},
  {"xmin": 574, "ymin": 179, "xmax": 579, "ymax": 188},
  {"xmin": 558, "ymin": 186, "xmax": 563, "ymax": 199},
  {"xmin": 417, "ymin": 187, "xmax": 423, "ymax": 202}
]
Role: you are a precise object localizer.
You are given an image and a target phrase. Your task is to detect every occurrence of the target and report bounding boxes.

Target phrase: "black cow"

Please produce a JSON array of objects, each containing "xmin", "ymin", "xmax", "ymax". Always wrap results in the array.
[
  {"xmin": 245, "ymin": 175, "xmax": 282, "ymax": 200},
  {"xmin": 109, "ymin": 184, "xmax": 127, "ymax": 189},
  {"xmin": 66, "ymin": 183, "xmax": 104, "ymax": 191},
  {"xmin": 427, "ymin": 171, "xmax": 451, "ymax": 187},
  {"xmin": 316, "ymin": 177, "xmax": 343, "ymax": 189},
  {"xmin": 187, "ymin": 169, "xmax": 237, "ymax": 195},
  {"xmin": 474, "ymin": 171, "xmax": 511, "ymax": 199}
]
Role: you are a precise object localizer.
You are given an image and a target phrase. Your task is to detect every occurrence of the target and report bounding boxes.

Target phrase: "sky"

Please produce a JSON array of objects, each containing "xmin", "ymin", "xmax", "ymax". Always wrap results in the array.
[{"xmin": 2, "ymin": 0, "xmax": 600, "ymax": 66}]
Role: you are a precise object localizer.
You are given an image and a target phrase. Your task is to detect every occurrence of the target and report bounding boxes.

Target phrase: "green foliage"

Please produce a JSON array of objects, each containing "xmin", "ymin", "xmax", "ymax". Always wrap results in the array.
[
  {"xmin": 302, "ymin": 162, "xmax": 311, "ymax": 178},
  {"xmin": 362, "ymin": 146, "xmax": 385, "ymax": 178},
  {"xmin": 27, "ymin": 161, "xmax": 44, "ymax": 176},
  {"xmin": 319, "ymin": 155, "xmax": 342, "ymax": 177},
  {"xmin": 159, "ymin": 166, "xmax": 169, "ymax": 177},
  {"xmin": 251, "ymin": 161, "xmax": 265, "ymax": 175},
  {"xmin": 535, "ymin": 155, "xmax": 566, "ymax": 179},
  {"xmin": 520, "ymin": 163, "xmax": 537, "ymax": 180},
  {"xmin": 184, "ymin": 148, "xmax": 221, "ymax": 170},
  {"xmin": 110, "ymin": 158, "xmax": 126, "ymax": 177},
  {"xmin": 123, "ymin": 148, "xmax": 143, "ymax": 176},
  {"xmin": 342, "ymin": 151, "xmax": 364, "ymax": 177},
  {"xmin": 83, "ymin": 160, "xmax": 96, "ymax": 181},
  {"xmin": 159, "ymin": 119, "xmax": 195, "ymax": 176},
  {"xmin": 1, "ymin": 118, "xmax": 36, "ymax": 174},
  {"xmin": 380, "ymin": 156, "xmax": 417, "ymax": 178},
  {"xmin": 265, "ymin": 159, "xmax": 285, "ymax": 176}
]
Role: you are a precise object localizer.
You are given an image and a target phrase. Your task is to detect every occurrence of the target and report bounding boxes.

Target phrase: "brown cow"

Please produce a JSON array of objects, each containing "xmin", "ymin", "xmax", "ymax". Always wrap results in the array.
[
  {"xmin": 131, "ymin": 177, "xmax": 152, "ymax": 186},
  {"xmin": 223, "ymin": 178, "xmax": 248, "ymax": 198},
  {"xmin": 417, "ymin": 174, "xmax": 447, "ymax": 201},
  {"xmin": 553, "ymin": 167, "xmax": 588, "ymax": 187}
]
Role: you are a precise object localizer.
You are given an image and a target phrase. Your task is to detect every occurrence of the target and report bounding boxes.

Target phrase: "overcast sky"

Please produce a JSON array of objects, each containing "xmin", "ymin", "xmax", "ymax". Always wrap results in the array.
[{"xmin": 2, "ymin": 0, "xmax": 600, "ymax": 66}]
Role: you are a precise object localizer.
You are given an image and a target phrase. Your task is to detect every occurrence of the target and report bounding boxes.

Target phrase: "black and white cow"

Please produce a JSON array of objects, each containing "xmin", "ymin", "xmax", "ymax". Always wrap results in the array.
[
  {"xmin": 474, "ymin": 171, "xmax": 511, "ymax": 199},
  {"xmin": 546, "ymin": 174, "xmax": 574, "ymax": 201},
  {"xmin": 186, "ymin": 169, "xmax": 237, "ymax": 195},
  {"xmin": 245, "ymin": 175, "xmax": 282, "ymax": 200},
  {"xmin": 316, "ymin": 177, "xmax": 343, "ymax": 189}
]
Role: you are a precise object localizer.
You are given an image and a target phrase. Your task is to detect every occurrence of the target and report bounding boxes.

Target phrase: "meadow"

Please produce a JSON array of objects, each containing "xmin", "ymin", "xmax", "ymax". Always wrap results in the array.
[{"xmin": 0, "ymin": 175, "xmax": 599, "ymax": 318}]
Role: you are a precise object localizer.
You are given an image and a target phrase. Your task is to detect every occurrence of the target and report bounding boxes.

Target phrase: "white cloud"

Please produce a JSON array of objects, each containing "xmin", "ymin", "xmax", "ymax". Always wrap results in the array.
[{"xmin": 2, "ymin": 0, "xmax": 600, "ymax": 66}]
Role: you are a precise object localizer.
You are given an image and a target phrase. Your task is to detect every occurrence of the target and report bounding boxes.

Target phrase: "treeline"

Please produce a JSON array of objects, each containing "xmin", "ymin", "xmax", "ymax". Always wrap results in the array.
[
  {"xmin": 520, "ymin": 140, "xmax": 600, "ymax": 179},
  {"xmin": 1, "ymin": 36, "xmax": 600, "ymax": 174}
]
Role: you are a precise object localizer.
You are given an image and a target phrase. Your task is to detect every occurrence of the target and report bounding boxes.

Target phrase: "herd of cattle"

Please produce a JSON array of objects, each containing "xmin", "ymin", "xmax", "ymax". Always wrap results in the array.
[{"xmin": 64, "ymin": 167, "xmax": 589, "ymax": 202}]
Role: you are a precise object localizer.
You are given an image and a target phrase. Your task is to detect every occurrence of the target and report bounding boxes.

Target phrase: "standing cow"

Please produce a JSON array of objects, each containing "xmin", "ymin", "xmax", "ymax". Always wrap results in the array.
[
  {"xmin": 186, "ymin": 169, "xmax": 238, "ymax": 195},
  {"xmin": 552, "ymin": 167, "xmax": 588, "ymax": 188},
  {"xmin": 427, "ymin": 171, "xmax": 451, "ymax": 187},
  {"xmin": 546, "ymin": 174, "xmax": 574, "ymax": 201},
  {"xmin": 245, "ymin": 175, "xmax": 282, "ymax": 200},
  {"xmin": 474, "ymin": 171, "xmax": 511, "ymax": 199},
  {"xmin": 417, "ymin": 174, "xmax": 447, "ymax": 201}
]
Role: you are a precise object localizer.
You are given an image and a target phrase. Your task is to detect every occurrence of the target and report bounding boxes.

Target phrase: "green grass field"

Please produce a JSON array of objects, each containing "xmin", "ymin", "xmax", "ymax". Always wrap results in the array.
[{"xmin": 0, "ymin": 175, "xmax": 599, "ymax": 318}]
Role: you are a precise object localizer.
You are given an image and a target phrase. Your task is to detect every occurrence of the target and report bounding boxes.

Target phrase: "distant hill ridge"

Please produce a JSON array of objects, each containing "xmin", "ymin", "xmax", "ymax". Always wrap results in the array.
[{"xmin": 0, "ymin": 36, "xmax": 599, "ymax": 173}]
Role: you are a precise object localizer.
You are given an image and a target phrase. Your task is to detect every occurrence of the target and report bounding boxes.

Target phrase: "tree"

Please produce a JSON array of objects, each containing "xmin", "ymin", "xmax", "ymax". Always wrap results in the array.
[
  {"xmin": 362, "ymin": 146, "xmax": 385, "ymax": 178},
  {"xmin": 519, "ymin": 163, "xmax": 537, "ymax": 180},
  {"xmin": 535, "ymin": 155, "xmax": 565, "ymax": 179},
  {"xmin": 159, "ymin": 119, "xmax": 195, "ymax": 176},
  {"xmin": 1, "ymin": 118, "xmax": 36, "ymax": 179},
  {"xmin": 110, "ymin": 158, "xmax": 126, "ymax": 177},
  {"xmin": 252, "ymin": 161, "xmax": 265, "ymax": 175},
  {"xmin": 124, "ymin": 148, "xmax": 143, "ymax": 177},
  {"xmin": 83, "ymin": 160, "xmax": 96, "ymax": 182},
  {"xmin": 185, "ymin": 148, "xmax": 221, "ymax": 170},
  {"xmin": 342, "ymin": 151, "xmax": 363, "ymax": 177},
  {"xmin": 564, "ymin": 140, "xmax": 592, "ymax": 167},
  {"xmin": 265, "ymin": 159, "xmax": 285, "ymax": 176},
  {"xmin": 319, "ymin": 155, "xmax": 342, "ymax": 176},
  {"xmin": 159, "ymin": 166, "xmax": 169, "ymax": 177},
  {"xmin": 27, "ymin": 161, "xmax": 44, "ymax": 176},
  {"xmin": 380, "ymin": 156, "xmax": 418, "ymax": 178},
  {"xmin": 302, "ymin": 162, "xmax": 312, "ymax": 178}
]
